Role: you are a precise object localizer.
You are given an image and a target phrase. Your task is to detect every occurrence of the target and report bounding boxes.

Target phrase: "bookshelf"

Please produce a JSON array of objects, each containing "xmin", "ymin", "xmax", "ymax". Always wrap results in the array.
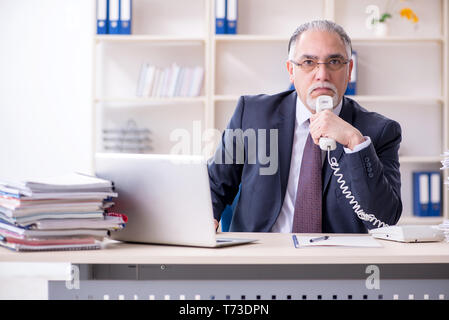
[{"xmin": 92, "ymin": 0, "xmax": 449, "ymax": 223}]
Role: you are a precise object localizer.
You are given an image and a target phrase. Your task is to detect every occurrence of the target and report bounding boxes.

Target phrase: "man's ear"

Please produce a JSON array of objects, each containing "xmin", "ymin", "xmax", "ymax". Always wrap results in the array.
[
  {"xmin": 347, "ymin": 59, "xmax": 354, "ymax": 83},
  {"xmin": 286, "ymin": 60, "xmax": 295, "ymax": 83}
]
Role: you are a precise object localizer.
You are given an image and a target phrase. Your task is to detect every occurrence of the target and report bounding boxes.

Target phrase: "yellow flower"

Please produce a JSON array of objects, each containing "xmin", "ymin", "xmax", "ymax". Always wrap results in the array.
[{"xmin": 400, "ymin": 8, "xmax": 419, "ymax": 23}]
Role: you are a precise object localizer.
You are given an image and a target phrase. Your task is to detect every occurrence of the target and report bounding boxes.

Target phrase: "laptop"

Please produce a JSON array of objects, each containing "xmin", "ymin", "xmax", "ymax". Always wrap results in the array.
[{"xmin": 95, "ymin": 153, "xmax": 256, "ymax": 247}]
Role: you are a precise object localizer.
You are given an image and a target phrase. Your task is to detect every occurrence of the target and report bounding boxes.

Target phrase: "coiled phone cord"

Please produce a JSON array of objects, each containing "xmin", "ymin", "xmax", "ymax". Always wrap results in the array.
[{"xmin": 326, "ymin": 148, "xmax": 388, "ymax": 229}]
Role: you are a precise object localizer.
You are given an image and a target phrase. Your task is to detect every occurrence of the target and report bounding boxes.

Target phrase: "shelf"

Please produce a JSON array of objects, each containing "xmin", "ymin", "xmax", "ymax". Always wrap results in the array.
[
  {"xmin": 399, "ymin": 156, "xmax": 443, "ymax": 164},
  {"xmin": 352, "ymin": 36, "xmax": 445, "ymax": 43},
  {"xmin": 214, "ymin": 95, "xmax": 240, "ymax": 101},
  {"xmin": 213, "ymin": 35, "xmax": 445, "ymax": 43},
  {"xmin": 95, "ymin": 97, "xmax": 207, "ymax": 104},
  {"xmin": 214, "ymin": 95, "xmax": 444, "ymax": 104},
  {"xmin": 214, "ymin": 35, "xmax": 288, "ymax": 42},
  {"xmin": 398, "ymin": 215, "xmax": 445, "ymax": 225},
  {"xmin": 95, "ymin": 35, "xmax": 205, "ymax": 45},
  {"xmin": 350, "ymin": 96, "xmax": 444, "ymax": 104}
]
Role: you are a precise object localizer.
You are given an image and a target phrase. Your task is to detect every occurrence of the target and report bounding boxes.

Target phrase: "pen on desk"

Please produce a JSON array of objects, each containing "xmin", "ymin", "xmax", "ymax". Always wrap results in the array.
[
  {"xmin": 309, "ymin": 235, "xmax": 329, "ymax": 243},
  {"xmin": 292, "ymin": 235, "xmax": 299, "ymax": 248}
]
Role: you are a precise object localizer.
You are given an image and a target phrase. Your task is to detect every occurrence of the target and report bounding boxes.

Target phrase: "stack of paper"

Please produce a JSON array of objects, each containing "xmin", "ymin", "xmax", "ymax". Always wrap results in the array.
[
  {"xmin": 441, "ymin": 152, "xmax": 449, "ymax": 242},
  {"xmin": 438, "ymin": 219, "xmax": 449, "ymax": 242},
  {"xmin": 0, "ymin": 173, "xmax": 126, "ymax": 251},
  {"xmin": 442, "ymin": 151, "xmax": 449, "ymax": 188}
]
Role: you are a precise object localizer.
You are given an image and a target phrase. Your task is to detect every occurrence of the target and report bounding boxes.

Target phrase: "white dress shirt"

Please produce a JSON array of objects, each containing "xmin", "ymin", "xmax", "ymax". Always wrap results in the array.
[{"xmin": 270, "ymin": 97, "xmax": 371, "ymax": 233}]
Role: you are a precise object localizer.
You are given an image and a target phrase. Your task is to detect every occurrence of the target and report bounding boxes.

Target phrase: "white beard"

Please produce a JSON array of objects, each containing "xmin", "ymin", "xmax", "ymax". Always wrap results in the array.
[{"xmin": 307, "ymin": 93, "xmax": 339, "ymax": 111}]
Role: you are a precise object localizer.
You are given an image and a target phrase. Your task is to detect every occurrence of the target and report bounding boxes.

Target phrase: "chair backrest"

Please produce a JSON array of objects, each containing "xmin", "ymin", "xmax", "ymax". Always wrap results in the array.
[{"xmin": 220, "ymin": 187, "xmax": 241, "ymax": 232}]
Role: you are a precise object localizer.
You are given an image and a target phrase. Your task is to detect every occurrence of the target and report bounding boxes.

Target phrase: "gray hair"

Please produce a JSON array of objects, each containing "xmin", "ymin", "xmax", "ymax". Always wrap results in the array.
[{"xmin": 288, "ymin": 20, "xmax": 352, "ymax": 60}]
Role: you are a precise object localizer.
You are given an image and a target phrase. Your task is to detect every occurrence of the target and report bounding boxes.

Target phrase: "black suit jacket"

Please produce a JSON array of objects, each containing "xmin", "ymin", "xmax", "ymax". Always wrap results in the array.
[{"xmin": 208, "ymin": 90, "xmax": 402, "ymax": 233}]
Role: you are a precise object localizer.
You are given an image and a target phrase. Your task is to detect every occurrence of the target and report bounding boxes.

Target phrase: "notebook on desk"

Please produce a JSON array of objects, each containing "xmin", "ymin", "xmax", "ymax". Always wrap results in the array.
[{"xmin": 95, "ymin": 153, "xmax": 256, "ymax": 248}]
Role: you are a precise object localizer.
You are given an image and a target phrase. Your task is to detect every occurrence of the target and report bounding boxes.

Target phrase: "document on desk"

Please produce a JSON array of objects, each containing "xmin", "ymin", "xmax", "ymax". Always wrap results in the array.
[{"xmin": 292, "ymin": 235, "xmax": 382, "ymax": 248}]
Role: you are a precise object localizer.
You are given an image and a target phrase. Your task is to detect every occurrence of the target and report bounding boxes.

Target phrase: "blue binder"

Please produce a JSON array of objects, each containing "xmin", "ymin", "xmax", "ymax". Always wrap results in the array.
[
  {"xmin": 108, "ymin": 0, "xmax": 120, "ymax": 34},
  {"xmin": 429, "ymin": 172, "xmax": 441, "ymax": 216},
  {"xmin": 96, "ymin": 0, "xmax": 108, "ymax": 34},
  {"xmin": 119, "ymin": 0, "xmax": 132, "ymax": 34},
  {"xmin": 226, "ymin": 0, "xmax": 238, "ymax": 34},
  {"xmin": 215, "ymin": 0, "xmax": 227, "ymax": 34},
  {"xmin": 413, "ymin": 172, "xmax": 429, "ymax": 216},
  {"xmin": 345, "ymin": 51, "xmax": 357, "ymax": 95}
]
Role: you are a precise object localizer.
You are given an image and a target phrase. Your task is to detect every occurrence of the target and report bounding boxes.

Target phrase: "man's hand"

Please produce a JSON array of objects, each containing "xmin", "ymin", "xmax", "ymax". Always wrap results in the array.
[
  {"xmin": 214, "ymin": 219, "xmax": 219, "ymax": 232},
  {"xmin": 309, "ymin": 110, "xmax": 365, "ymax": 150}
]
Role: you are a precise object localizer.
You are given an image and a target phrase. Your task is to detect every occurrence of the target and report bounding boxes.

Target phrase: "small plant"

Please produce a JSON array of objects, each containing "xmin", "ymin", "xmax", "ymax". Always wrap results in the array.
[
  {"xmin": 369, "ymin": 0, "xmax": 419, "ymax": 25},
  {"xmin": 372, "ymin": 13, "xmax": 392, "ymax": 25}
]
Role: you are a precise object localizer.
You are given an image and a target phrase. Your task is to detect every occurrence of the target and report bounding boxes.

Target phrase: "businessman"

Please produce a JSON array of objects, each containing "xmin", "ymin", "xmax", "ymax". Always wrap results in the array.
[{"xmin": 208, "ymin": 20, "xmax": 402, "ymax": 233}]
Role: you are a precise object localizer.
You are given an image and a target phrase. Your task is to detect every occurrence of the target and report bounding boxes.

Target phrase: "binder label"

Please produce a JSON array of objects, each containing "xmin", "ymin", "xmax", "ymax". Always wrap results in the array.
[
  {"xmin": 419, "ymin": 174, "xmax": 429, "ymax": 204},
  {"xmin": 97, "ymin": 0, "xmax": 107, "ymax": 20},
  {"xmin": 121, "ymin": 0, "xmax": 131, "ymax": 20},
  {"xmin": 430, "ymin": 173, "xmax": 440, "ymax": 204},
  {"xmin": 109, "ymin": 0, "xmax": 119, "ymax": 20}
]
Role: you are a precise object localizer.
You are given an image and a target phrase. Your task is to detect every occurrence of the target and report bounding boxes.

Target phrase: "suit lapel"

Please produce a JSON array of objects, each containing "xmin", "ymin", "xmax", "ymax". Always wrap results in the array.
[
  {"xmin": 273, "ymin": 94, "xmax": 355, "ymax": 202},
  {"xmin": 322, "ymin": 97, "xmax": 354, "ymax": 195},
  {"xmin": 276, "ymin": 91, "xmax": 297, "ymax": 205}
]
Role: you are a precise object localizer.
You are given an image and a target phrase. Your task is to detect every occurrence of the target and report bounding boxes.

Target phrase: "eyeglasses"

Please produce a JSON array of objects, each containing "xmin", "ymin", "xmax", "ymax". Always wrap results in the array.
[{"xmin": 290, "ymin": 57, "xmax": 350, "ymax": 72}]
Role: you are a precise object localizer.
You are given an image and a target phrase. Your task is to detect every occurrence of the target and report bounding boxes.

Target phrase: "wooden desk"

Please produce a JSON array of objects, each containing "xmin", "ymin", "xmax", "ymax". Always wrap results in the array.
[{"xmin": 1, "ymin": 233, "xmax": 448, "ymax": 300}]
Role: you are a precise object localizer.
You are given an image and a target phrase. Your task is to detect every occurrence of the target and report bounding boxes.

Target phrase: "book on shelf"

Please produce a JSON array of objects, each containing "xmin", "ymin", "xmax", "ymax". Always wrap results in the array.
[
  {"xmin": 226, "ymin": 0, "xmax": 238, "ymax": 34},
  {"xmin": 136, "ymin": 62, "xmax": 149, "ymax": 97},
  {"xmin": 344, "ymin": 51, "xmax": 357, "ymax": 95},
  {"xmin": 190, "ymin": 66, "xmax": 205, "ymax": 97},
  {"xmin": 108, "ymin": 0, "xmax": 120, "ymax": 34},
  {"xmin": 102, "ymin": 0, "xmax": 133, "ymax": 35},
  {"xmin": 143, "ymin": 64, "xmax": 156, "ymax": 97},
  {"xmin": 215, "ymin": 0, "xmax": 238, "ymax": 34},
  {"xmin": 119, "ymin": 0, "xmax": 132, "ymax": 35},
  {"xmin": 412, "ymin": 171, "xmax": 441, "ymax": 217},
  {"xmin": 136, "ymin": 63, "xmax": 204, "ymax": 98},
  {"xmin": 96, "ymin": 0, "xmax": 109, "ymax": 34},
  {"xmin": 215, "ymin": 0, "xmax": 227, "ymax": 34},
  {"xmin": 0, "ymin": 173, "xmax": 127, "ymax": 252}
]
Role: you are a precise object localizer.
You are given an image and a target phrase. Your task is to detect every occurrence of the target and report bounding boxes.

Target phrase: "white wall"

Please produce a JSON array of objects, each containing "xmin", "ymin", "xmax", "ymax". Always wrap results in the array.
[{"xmin": 0, "ymin": 0, "xmax": 94, "ymax": 181}]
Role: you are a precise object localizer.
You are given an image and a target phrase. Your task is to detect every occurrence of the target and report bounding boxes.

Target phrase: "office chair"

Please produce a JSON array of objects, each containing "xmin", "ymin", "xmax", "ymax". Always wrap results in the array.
[{"xmin": 220, "ymin": 187, "xmax": 240, "ymax": 232}]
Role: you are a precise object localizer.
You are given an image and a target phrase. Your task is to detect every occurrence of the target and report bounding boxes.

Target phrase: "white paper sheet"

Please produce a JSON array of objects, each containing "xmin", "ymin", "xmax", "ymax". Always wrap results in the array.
[{"xmin": 293, "ymin": 235, "xmax": 382, "ymax": 248}]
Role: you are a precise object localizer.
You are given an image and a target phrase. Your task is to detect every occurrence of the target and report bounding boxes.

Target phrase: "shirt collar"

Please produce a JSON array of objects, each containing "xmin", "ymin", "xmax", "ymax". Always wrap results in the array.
[{"xmin": 296, "ymin": 96, "xmax": 343, "ymax": 126}]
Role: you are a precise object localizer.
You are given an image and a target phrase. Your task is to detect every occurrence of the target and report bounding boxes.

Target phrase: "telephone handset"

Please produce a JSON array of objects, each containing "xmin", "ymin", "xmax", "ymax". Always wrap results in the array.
[
  {"xmin": 315, "ymin": 95, "xmax": 337, "ymax": 151},
  {"xmin": 314, "ymin": 95, "xmax": 388, "ymax": 229}
]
